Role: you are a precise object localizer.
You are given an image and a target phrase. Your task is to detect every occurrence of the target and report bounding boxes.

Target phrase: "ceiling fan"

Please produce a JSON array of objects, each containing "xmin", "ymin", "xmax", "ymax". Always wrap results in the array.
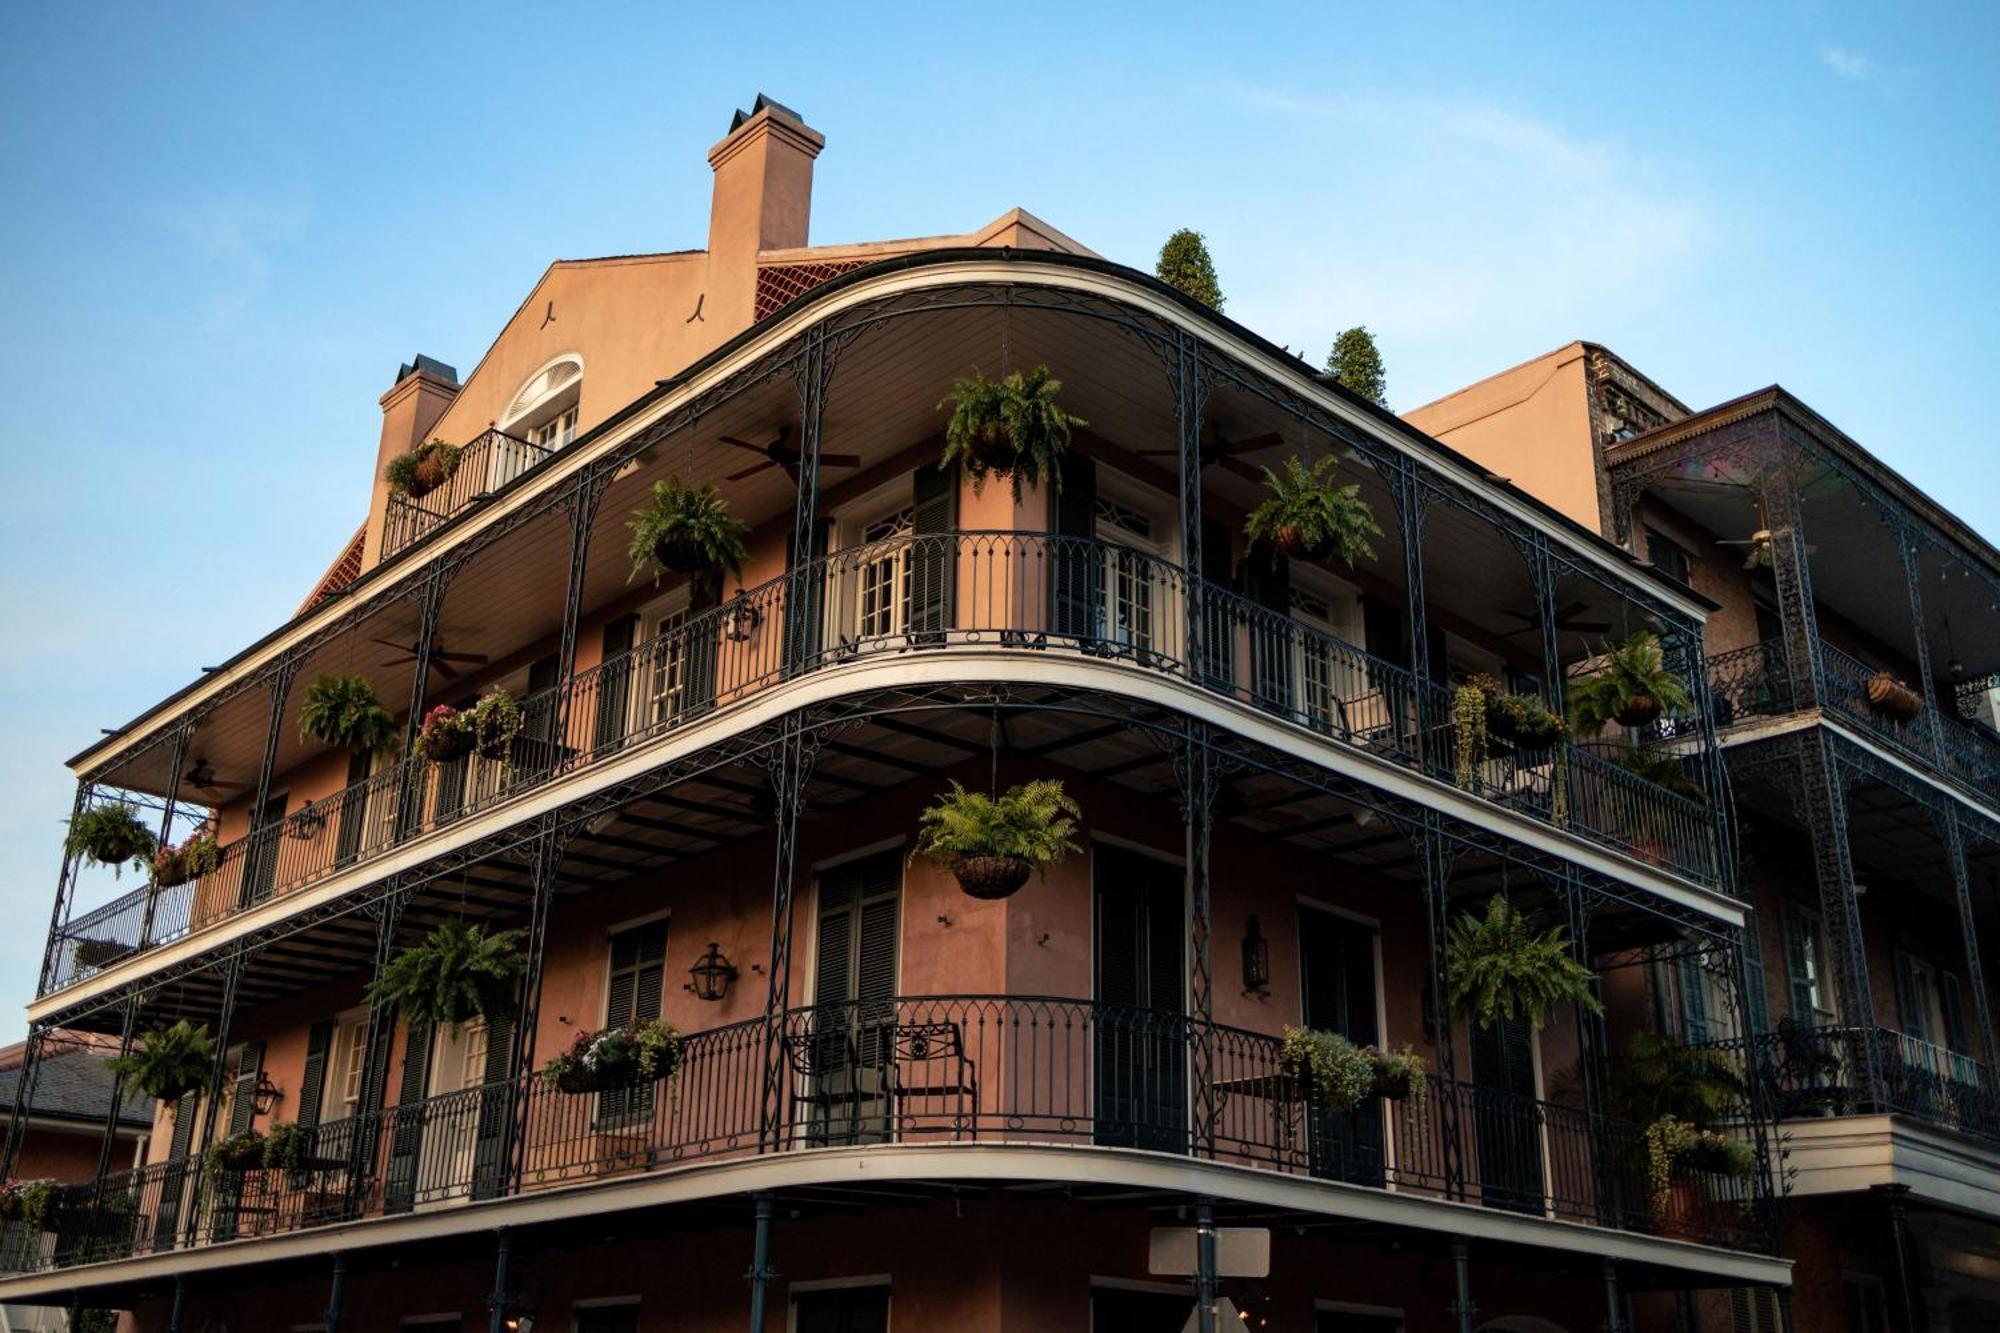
[
  {"xmin": 721, "ymin": 425, "xmax": 860, "ymax": 485},
  {"xmin": 372, "ymin": 636, "xmax": 490, "ymax": 680},
  {"xmin": 1501, "ymin": 601, "xmax": 1613, "ymax": 640},
  {"xmin": 182, "ymin": 756, "xmax": 247, "ymax": 795},
  {"xmin": 1136, "ymin": 427, "xmax": 1285, "ymax": 483},
  {"xmin": 1717, "ymin": 528, "xmax": 1816, "ymax": 571}
]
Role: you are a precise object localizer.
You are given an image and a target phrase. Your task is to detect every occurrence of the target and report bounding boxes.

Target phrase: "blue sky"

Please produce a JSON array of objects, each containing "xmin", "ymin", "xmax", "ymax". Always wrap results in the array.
[{"xmin": 1, "ymin": 2, "xmax": 1995, "ymax": 1030}]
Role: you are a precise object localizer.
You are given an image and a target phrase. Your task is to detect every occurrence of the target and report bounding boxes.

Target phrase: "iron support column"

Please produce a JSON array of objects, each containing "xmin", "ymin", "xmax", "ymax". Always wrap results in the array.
[
  {"xmin": 1896, "ymin": 528, "xmax": 1946, "ymax": 761},
  {"xmin": 1418, "ymin": 820, "xmax": 1464, "ymax": 1195},
  {"xmin": 1798, "ymin": 733, "xmax": 1875, "ymax": 1092},
  {"xmin": 1941, "ymin": 811, "xmax": 1999, "ymax": 1071},
  {"xmin": 1725, "ymin": 922, "xmax": 1783, "ymax": 1254},
  {"xmin": 1562, "ymin": 879, "xmax": 1613, "ymax": 1224},
  {"xmin": 168, "ymin": 1273, "xmax": 186, "ymax": 1333},
  {"xmin": 80, "ymin": 995, "xmax": 143, "ymax": 1262},
  {"xmin": 325, "ymin": 1252, "xmax": 347, "ymax": 1333},
  {"xmin": 39, "ymin": 780, "xmax": 94, "ymax": 997},
  {"xmin": 746, "ymin": 1190, "xmax": 777, "ymax": 1333},
  {"xmin": 758, "ymin": 723, "xmax": 815, "ymax": 1151},
  {"xmin": 1194, "ymin": 1197, "xmax": 1218, "ymax": 1333},
  {"xmin": 1876, "ymin": 1183, "xmax": 1920, "ymax": 1333},
  {"xmin": 1526, "ymin": 539, "xmax": 1565, "ymax": 715},
  {"xmin": 503, "ymin": 827, "xmax": 565, "ymax": 1194},
  {"xmin": 1174, "ymin": 332, "xmax": 1211, "ymax": 683},
  {"xmin": 1391, "ymin": 466, "xmax": 1435, "ymax": 751},
  {"xmin": 551, "ymin": 465, "xmax": 612, "ymax": 763},
  {"xmin": 183, "ymin": 952, "xmax": 246, "ymax": 1248},
  {"xmin": 0, "ymin": 1025, "xmax": 51, "ymax": 1181},
  {"xmin": 141, "ymin": 723, "xmax": 195, "ymax": 949},
  {"xmin": 785, "ymin": 331, "xmax": 831, "ymax": 677},
  {"xmin": 347, "ymin": 893, "xmax": 407, "ymax": 1212},
  {"xmin": 487, "ymin": 1228, "xmax": 513, "ymax": 1333},
  {"xmin": 246, "ymin": 660, "xmax": 304, "ymax": 865},
  {"xmin": 1449, "ymin": 1237, "xmax": 1476, "ymax": 1333},
  {"xmin": 1179, "ymin": 729, "xmax": 1218, "ymax": 1156},
  {"xmin": 1600, "ymin": 1259, "xmax": 1628, "ymax": 1333},
  {"xmin": 1758, "ymin": 457, "xmax": 1823, "ymax": 711}
]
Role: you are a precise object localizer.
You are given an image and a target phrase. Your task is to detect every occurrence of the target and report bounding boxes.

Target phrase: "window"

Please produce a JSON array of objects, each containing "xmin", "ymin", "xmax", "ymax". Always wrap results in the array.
[
  {"xmin": 503, "ymin": 356, "xmax": 583, "ymax": 448},
  {"xmin": 325, "ymin": 1010, "xmax": 370, "ymax": 1122},
  {"xmin": 1784, "ymin": 905, "xmax": 1836, "ymax": 1025},
  {"xmin": 643, "ymin": 592, "xmax": 693, "ymax": 729},
  {"xmin": 527, "ymin": 403, "xmax": 578, "ymax": 453},
  {"xmin": 1093, "ymin": 482, "xmax": 1172, "ymax": 658},
  {"xmin": 1646, "ymin": 529, "xmax": 1694, "ymax": 588},
  {"xmin": 600, "ymin": 918, "xmax": 669, "ymax": 1125},
  {"xmin": 1728, "ymin": 1287, "xmax": 1782, "ymax": 1333},
  {"xmin": 794, "ymin": 1284, "xmax": 889, "ymax": 1333}
]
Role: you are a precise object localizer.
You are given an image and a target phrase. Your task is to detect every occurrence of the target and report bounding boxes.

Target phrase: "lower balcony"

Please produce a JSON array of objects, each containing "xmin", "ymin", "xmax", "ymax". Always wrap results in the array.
[
  {"xmin": 44, "ymin": 533, "xmax": 1722, "ymax": 1000},
  {"xmin": 1703, "ymin": 1023, "xmax": 1999, "ymax": 1144},
  {"xmin": 17, "ymin": 997, "xmax": 1772, "ymax": 1278}
]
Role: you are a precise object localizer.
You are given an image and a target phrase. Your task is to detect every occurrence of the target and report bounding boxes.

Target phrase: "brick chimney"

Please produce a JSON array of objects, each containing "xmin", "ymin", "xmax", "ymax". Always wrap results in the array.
[
  {"xmin": 361, "ymin": 355, "xmax": 459, "ymax": 570},
  {"xmin": 703, "ymin": 95, "xmax": 825, "ymax": 336}
]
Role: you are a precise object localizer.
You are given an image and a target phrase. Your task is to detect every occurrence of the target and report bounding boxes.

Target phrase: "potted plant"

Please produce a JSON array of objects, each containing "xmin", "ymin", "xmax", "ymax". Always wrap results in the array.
[
  {"xmin": 106, "ymin": 1020, "xmax": 215, "ymax": 1103},
  {"xmin": 937, "ymin": 365, "xmax": 1084, "ymax": 499},
  {"xmin": 1445, "ymin": 896, "xmax": 1603, "ymax": 1031},
  {"xmin": 1278, "ymin": 1027, "xmax": 1375, "ymax": 1113},
  {"xmin": 367, "ymin": 921, "xmax": 525, "ymax": 1026},
  {"xmin": 1865, "ymin": 670, "xmax": 1925, "ymax": 723},
  {"xmin": 541, "ymin": 1018, "xmax": 683, "ymax": 1094},
  {"xmin": 1364, "ymin": 1045, "xmax": 1428, "ymax": 1103},
  {"xmin": 416, "ymin": 703, "xmax": 477, "ymax": 761},
  {"xmin": 261, "ymin": 1121, "xmax": 310, "ymax": 1172},
  {"xmin": 72, "ymin": 938, "xmax": 131, "ymax": 970},
  {"xmin": 1452, "ymin": 682, "xmax": 1490, "ymax": 790},
  {"xmin": 911, "ymin": 779, "xmax": 1082, "ymax": 900},
  {"xmin": 64, "ymin": 803, "xmax": 156, "ymax": 877},
  {"xmin": 1567, "ymin": 632, "xmax": 1692, "ymax": 735},
  {"xmin": 626, "ymin": 477, "xmax": 750, "ymax": 591},
  {"xmin": 1466, "ymin": 675, "xmax": 1566, "ymax": 749},
  {"xmin": 152, "ymin": 833, "xmax": 222, "ymax": 888},
  {"xmin": 203, "ymin": 1130, "xmax": 266, "ymax": 1178},
  {"xmin": 298, "ymin": 674, "xmax": 399, "ymax": 753},
  {"xmin": 1244, "ymin": 455, "xmax": 1382, "ymax": 567},
  {"xmin": 1643, "ymin": 1115, "xmax": 1753, "ymax": 1218},
  {"xmin": 471, "ymin": 690, "xmax": 524, "ymax": 761},
  {"xmin": 383, "ymin": 438, "xmax": 462, "ymax": 500},
  {"xmin": 0, "ymin": 1180, "xmax": 58, "ymax": 1232}
]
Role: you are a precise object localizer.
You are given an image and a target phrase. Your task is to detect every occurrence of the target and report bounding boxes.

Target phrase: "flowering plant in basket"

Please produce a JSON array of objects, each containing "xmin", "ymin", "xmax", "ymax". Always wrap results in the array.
[{"xmin": 542, "ymin": 1018, "xmax": 682, "ymax": 1094}]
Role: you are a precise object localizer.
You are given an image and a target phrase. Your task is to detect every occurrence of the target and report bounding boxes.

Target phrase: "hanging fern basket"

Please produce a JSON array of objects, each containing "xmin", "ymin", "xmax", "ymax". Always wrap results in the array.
[
  {"xmin": 1614, "ymin": 693, "xmax": 1662, "ymax": 728},
  {"xmin": 1865, "ymin": 672, "xmax": 1924, "ymax": 723},
  {"xmin": 951, "ymin": 854, "xmax": 1034, "ymax": 900}
]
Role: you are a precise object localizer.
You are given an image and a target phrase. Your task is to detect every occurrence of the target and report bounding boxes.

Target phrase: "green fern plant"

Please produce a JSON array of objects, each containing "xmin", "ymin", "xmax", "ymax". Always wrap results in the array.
[
  {"xmin": 64, "ymin": 803, "xmax": 157, "ymax": 876},
  {"xmin": 626, "ymin": 477, "xmax": 751, "ymax": 588},
  {"xmin": 1567, "ymin": 632, "xmax": 1692, "ymax": 737},
  {"xmin": 382, "ymin": 438, "xmax": 462, "ymax": 498},
  {"xmin": 298, "ymin": 674, "xmax": 399, "ymax": 753},
  {"xmin": 367, "ymin": 921, "xmax": 526, "ymax": 1026},
  {"xmin": 1244, "ymin": 455, "xmax": 1382, "ymax": 566},
  {"xmin": 912, "ymin": 780, "xmax": 1082, "ymax": 875},
  {"xmin": 938, "ymin": 366, "xmax": 1084, "ymax": 500},
  {"xmin": 1445, "ymin": 895, "xmax": 1603, "ymax": 1030},
  {"xmin": 106, "ymin": 1020, "xmax": 215, "ymax": 1103}
]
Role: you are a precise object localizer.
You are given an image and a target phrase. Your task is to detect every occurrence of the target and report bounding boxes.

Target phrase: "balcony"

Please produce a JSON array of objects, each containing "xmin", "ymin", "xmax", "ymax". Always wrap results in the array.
[
  {"xmin": 14, "ymin": 996, "xmax": 1772, "ymax": 1277},
  {"xmin": 1700, "ymin": 1024, "xmax": 1998, "ymax": 1144},
  {"xmin": 45, "ymin": 533, "xmax": 1723, "ymax": 999},
  {"xmin": 1704, "ymin": 636, "xmax": 2000, "ymax": 803},
  {"xmin": 380, "ymin": 428, "xmax": 553, "ymax": 561}
]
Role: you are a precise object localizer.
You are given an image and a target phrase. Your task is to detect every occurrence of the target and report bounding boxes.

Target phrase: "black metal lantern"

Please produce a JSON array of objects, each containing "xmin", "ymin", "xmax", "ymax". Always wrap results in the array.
[
  {"xmin": 1241, "ymin": 916, "xmax": 1271, "ymax": 995},
  {"xmin": 687, "ymin": 941, "xmax": 739, "ymax": 1002},
  {"xmin": 723, "ymin": 593, "xmax": 762, "ymax": 643},
  {"xmin": 251, "ymin": 1072, "xmax": 284, "ymax": 1117}
]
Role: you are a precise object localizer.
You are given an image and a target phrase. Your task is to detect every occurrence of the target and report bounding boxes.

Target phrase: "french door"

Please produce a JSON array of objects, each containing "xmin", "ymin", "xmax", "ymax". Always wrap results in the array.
[
  {"xmin": 1299, "ymin": 906, "xmax": 1385, "ymax": 1185},
  {"xmin": 1094, "ymin": 844, "xmax": 1187, "ymax": 1152}
]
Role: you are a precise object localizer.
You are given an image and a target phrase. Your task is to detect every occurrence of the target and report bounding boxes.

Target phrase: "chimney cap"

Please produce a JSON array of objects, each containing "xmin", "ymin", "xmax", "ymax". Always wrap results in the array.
[
  {"xmin": 397, "ymin": 354, "xmax": 459, "ymax": 386},
  {"xmin": 730, "ymin": 93, "xmax": 805, "ymax": 133}
]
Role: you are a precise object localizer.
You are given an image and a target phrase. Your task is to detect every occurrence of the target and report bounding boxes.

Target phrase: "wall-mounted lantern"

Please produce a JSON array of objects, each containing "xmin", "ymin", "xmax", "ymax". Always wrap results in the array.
[
  {"xmin": 1241, "ymin": 916, "xmax": 1271, "ymax": 996},
  {"xmin": 686, "ymin": 942, "xmax": 739, "ymax": 1002},
  {"xmin": 723, "ymin": 594, "xmax": 762, "ymax": 643},
  {"xmin": 251, "ymin": 1072, "xmax": 284, "ymax": 1117}
]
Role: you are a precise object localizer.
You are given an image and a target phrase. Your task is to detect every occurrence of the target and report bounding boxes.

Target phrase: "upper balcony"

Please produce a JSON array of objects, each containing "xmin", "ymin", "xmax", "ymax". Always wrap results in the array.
[
  {"xmin": 45, "ymin": 252, "xmax": 1725, "ymax": 1008},
  {"xmin": 379, "ymin": 428, "xmax": 554, "ymax": 561},
  {"xmin": 1607, "ymin": 386, "xmax": 2000, "ymax": 814},
  {"xmin": 43, "ymin": 529, "xmax": 1723, "ymax": 1001}
]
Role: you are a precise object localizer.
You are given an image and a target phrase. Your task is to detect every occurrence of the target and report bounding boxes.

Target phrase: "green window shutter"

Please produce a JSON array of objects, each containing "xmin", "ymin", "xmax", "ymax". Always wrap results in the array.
[
  {"xmin": 334, "ymin": 751, "xmax": 373, "ymax": 866},
  {"xmin": 908, "ymin": 466, "xmax": 958, "ymax": 643},
  {"xmin": 1051, "ymin": 451, "xmax": 1100, "ymax": 642},
  {"xmin": 1678, "ymin": 954, "xmax": 1712, "ymax": 1044},
  {"xmin": 382, "ymin": 1018, "xmax": 434, "ymax": 1214},
  {"xmin": 1782, "ymin": 907, "xmax": 1816, "ymax": 1025},
  {"xmin": 593, "ymin": 615, "xmax": 639, "ymax": 754},
  {"xmin": 1245, "ymin": 550, "xmax": 1293, "ymax": 712},
  {"xmin": 296, "ymin": 1022, "xmax": 335, "ymax": 1130},
  {"xmin": 1941, "ymin": 973, "xmax": 1970, "ymax": 1054},
  {"xmin": 1893, "ymin": 952, "xmax": 1927, "ymax": 1043},
  {"xmin": 599, "ymin": 919, "xmax": 669, "ymax": 1125},
  {"xmin": 225, "ymin": 1043, "xmax": 264, "ymax": 1136},
  {"xmin": 1741, "ymin": 913, "xmax": 1772, "ymax": 1035}
]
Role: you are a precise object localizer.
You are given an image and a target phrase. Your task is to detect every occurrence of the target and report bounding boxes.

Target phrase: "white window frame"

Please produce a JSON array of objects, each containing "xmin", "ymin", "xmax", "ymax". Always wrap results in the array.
[
  {"xmin": 1092, "ymin": 469, "xmax": 1176, "ymax": 658},
  {"xmin": 325, "ymin": 1005, "xmax": 370, "ymax": 1124},
  {"xmin": 829, "ymin": 480, "xmax": 917, "ymax": 651},
  {"xmin": 636, "ymin": 586, "xmax": 694, "ymax": 732}
]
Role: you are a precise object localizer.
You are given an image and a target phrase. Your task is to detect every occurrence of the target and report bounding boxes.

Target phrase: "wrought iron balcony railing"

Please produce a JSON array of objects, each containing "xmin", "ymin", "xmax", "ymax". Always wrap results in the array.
[
  {"xmin": 1698, "ymin": 1023, "xmax": 1998, "ymax": 1143},
  {"xmin": 380, "ymin": 429, "xmax": 552, "ymax": 561},
  {"xmin": 10, "ymin": 997, "xmax": 1774, "ymax": 1276},
  {"xmin": 44, "ymin": 533, "xmax": 1724, "ymax": 997},
  {"xmin": 1703, "ymin": 636, "xmax": 2000, "ymax": 803}
]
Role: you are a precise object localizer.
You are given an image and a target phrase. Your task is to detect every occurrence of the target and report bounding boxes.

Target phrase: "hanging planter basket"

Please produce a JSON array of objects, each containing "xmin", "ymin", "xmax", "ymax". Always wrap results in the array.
[
  {"xmin": 544, "ymin": 1021, "xmax": 682, "ymax": 1094},
  {"xmin": 951, "ymin": 854, "xmax": 1034, "ymax": 900},
  {"xmin": 651, "ymin": 534, "xmax": 712, "ymax": 576},
  {"xmin": 1368, "ymin": 1058, "xmax": 1422, "ymax": 1102},
  {"xmin": 418, "ymin": 705, "xmax": 477, "ymax": 762},
  {"xmin": 1614, "ymin": 694, "xmax": 1662, "ymax": 728},
  {"xmin": 73, "ymin": 938, "xmax": 131, "ymax": 970},
  {"xmin": 1865, "ymin": 672, "xmax": 1925, "ymax": 723}
]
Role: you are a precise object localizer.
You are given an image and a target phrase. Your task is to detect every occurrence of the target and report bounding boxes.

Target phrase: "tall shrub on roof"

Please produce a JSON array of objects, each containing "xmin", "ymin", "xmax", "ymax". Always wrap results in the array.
[
  {"xmin": 1326, "ymin": 326, "xmax": 1388, "ymax": 408},
  {"xmin": 1156, "ymin": 229, "xmax": 1224, "ymax": 310}
]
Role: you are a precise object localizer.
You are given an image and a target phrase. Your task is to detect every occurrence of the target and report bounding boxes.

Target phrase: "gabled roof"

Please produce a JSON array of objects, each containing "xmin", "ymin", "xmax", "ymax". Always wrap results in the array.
[{"xmin": 0, "ymin": 1044, "xmax": 151, "ymax": 1130}]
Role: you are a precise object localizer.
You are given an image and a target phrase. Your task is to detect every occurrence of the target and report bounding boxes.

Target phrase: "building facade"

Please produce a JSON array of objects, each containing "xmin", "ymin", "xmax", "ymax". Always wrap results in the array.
[
  {"xmin": 4, "ymin": 101, "xmax": 1791, "ymax": 1332},
  {"xmin": 1411, "ymin": 346, "xmax": 2000, "ymax": 1331}
]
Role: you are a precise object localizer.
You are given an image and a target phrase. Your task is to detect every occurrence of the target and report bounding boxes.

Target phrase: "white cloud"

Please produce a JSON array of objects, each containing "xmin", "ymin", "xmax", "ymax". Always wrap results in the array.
[
  {"xmin": 1213, "ymin": 87, "xmax": 1712, "ymax": 402},
  {"xmin": 1819, "ymin": 46, "xmax": 1875, "ymax": 80}
]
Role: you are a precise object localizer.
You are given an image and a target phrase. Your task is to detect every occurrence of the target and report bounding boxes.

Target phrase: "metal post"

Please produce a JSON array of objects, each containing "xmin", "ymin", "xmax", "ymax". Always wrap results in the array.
[
  {"xmin": 758, "ymin": 723, "xmax": 815, "ymax": 1151},
  {"xmin": 1527, "ymin": 539, "xmax": 1566, "ymax": 715},
  {"xmin": 1896, "ymin": 527, "xmax": 1946, "ymax": 761},
  {"xmin": 182, "ymin": 953, "xmax": 246, "ymax": 1248},
  {"xmin": 1418, "ymin": 820, "xmax": 1464, "ymax": 1196},
  {"xmin": 1758, "ymin": 456, "xmax": 1823, "ymax": 711},
  {"xmin": 1179, "ymin": 728, "xmax": 1218, "ymax": 1157},
  {"xmin": 246, "ymin": 660, "xmax": 303, "ymax": 861},
  {"xmin": 1797, "ymin": 733, "xmax": 1876, "ymax": 1092},
  {"xmin": 0, "ymin": 1026, "xmax": 51, "ymax": 1181},
  {"xmin": 1194, "ymin": 1197, "xmax": 1218, "ymax": 1333},
  {"xmin": 38, "ymin": 780, "xmax": 94, "ymax": 998},
  {"xmin": 1391, "ymin": 464, "xmax": 1435, "ymax": 748},
  {"xmin": 1563, "ymin": 879, "xmax": 1614, "ymax": 1225},
  {"xmin": 746, "ymin": 1191, "xmax": 777, "ymax": 1333},
  {"xmin": 168, "ymin": 1273, "xmax": 186, "ymax": 1333},
  {"xmin": 786, "ymin": 331, "xmax": 830, "ymax": 678},
  {"xmin": 1941, "ymin": 811, "xmax": 1999, "ymax": 1071},
  {"xmin": 1876, "ymin": 1183, "xmax": 1920, "ymax": 1333},
  {"xmin": 80, "ymin": 995, "xmax": 143, "ymax": 1261},
  {"xmin": 1724, "ymin": 924, "xmax": 1783, "ymax": 1256},
  {"xmin": 503, "ymin": 828, "xmax": 565, "ymax": 1194},
  {"xmin": 551, "ymin": 466, "xmax": 611, "ymax": 763},
  {"xmin": 396, "ymin": 563, "xmax": 451, "ymax": 832},
  {"xmin": 1449, "ymin": 1237, "xmax": 1476, "ymax": 1333},
  {"xmin": 487, "ymin": 1228, "xmax": 513, "ymax": 1333},
  {"xmin": 141, "ymin": 723, "xmax": 195, "ymax": 949},
  {"xmin": 348, "ymin": 894, "xmax": 406, "ymax": 1212},
  {"xmin": 1174, "ymin": 332, "xmax": 1210, "ymax": 682},
  {"xmin": 325, "ymin": 1251, "xmax": 347, "ymax": 1333},
  {"xmin": 1600, "ymin": 1258, "xmax": 1628, "ymax": 1333}
]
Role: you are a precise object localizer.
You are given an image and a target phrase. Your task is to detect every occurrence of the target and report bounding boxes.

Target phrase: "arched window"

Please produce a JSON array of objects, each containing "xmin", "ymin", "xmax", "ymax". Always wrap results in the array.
[{"xmin": 504, "ymin": 355, "xmax": 583, "ymax": 452}]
